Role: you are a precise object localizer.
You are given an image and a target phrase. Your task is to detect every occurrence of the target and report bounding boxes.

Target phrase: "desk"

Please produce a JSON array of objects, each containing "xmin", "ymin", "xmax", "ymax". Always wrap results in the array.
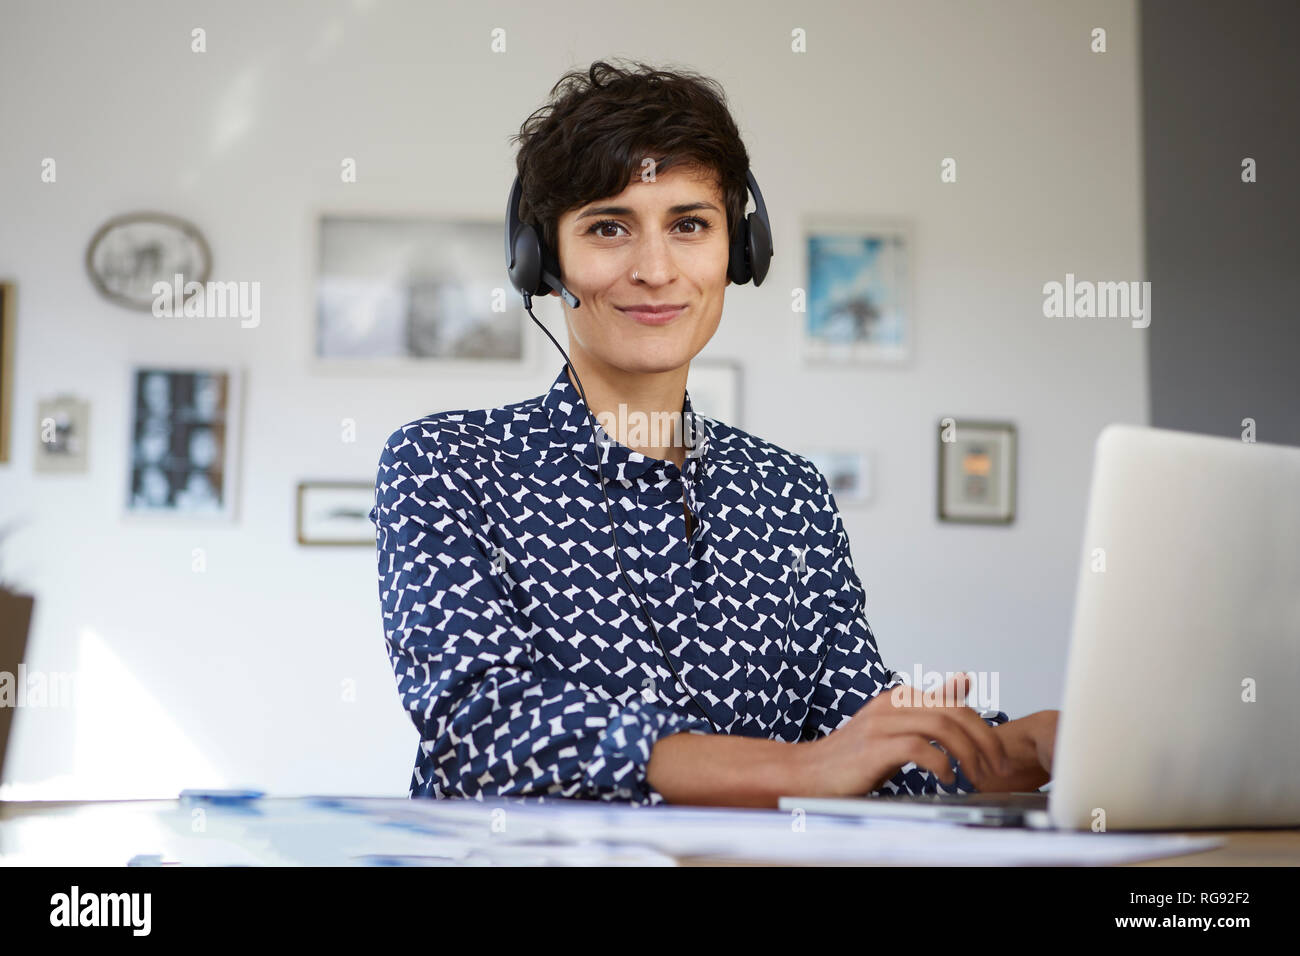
[{"xmin": 2, "ymin": 797, "xmax": 1297, "ymax": 866}]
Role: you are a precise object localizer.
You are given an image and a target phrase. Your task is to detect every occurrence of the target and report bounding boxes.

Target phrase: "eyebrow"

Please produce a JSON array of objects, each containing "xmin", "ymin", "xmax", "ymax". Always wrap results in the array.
[{"xmin": 574, "ymin": 200, "xmax": 722, "ymax": 222}]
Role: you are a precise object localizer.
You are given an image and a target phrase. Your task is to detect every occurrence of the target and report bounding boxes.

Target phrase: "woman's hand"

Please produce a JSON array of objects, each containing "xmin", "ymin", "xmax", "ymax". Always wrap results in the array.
[
  {"xmin": 974, "ymin": 709, "xmax": 1059, "ymax": 792},
  {"xmin": 794, "ymin": 673, "xmax": 1012, "ymax": 797},
  {"xmin": 1017, "ymin": 709, "xmax": 1059, "ymax": 776}
]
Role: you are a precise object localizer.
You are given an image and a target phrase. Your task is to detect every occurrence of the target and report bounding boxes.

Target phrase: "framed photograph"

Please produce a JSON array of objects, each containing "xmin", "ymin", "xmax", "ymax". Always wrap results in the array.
[
  {"xmin": 313, "ymin": 214, "xmax": 530, "ymax": 373},
  {"xmin": 937, "ymin": 420, "xmax": 1016, "ymax": 524},
  {"xmin": 85, "ymin": 211, "xmax": 211, "ymax": 311},
  {"xmin": 296, "ymin": 482, "xmax": 375, "ymax": 546},
  {"xmin": 686, "ymin": 359, "xmax": 743, "ymax": 427},
  {"xmin": 804, "ymin": 450, "xmax": 873, "ymax": 505},
  {"xmin": 802, "ymin": 217, "xmax": 912, "ymax": 363},
  {"xmin": 35, "ymin": 395, "xmax": 90, "ymax": 473},
  {"xmin": 0, "ymin": 281, "xmax": 14, "ymax": 463},
  {"xmin": 126, "ymin": 367, "xmax": 241, "ymax": 518}
]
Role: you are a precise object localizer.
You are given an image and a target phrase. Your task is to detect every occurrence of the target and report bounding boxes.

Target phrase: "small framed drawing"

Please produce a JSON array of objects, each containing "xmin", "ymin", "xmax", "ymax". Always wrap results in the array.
[
  {"xmin": 0, "ymin": 281, "xmax": 14, "ymax": 462},
  {"xmin": 802, "ymin": 217, "xmax": 912, "ymax": 364},
  {"xmin": 937, "ymin": 420, "xmax": 1016, "ymax": 524},
  {"xmin": 313, "ymin": 213, "xmax": 532, "ymax": 374},
  {"xmin": 296, "ymin": 482, "xmax": 375, "ymax": 546},
  {"xmin": 126, "ymin": 367, "xmax": 241, "ymax": 518},
  {"xmin": 686, "ymin": 359, "xmax": 742, "ymax": 427},
  {"xmin": 805, "ymin": 450, "xmax": 873, "ymax": 506},
  {"xmin": 35, "ymin": 395, "xmax": 90, "ymax": 473}
]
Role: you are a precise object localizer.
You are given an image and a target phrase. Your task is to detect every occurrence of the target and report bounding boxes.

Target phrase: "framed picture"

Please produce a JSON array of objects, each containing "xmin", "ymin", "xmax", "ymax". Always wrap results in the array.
[
  {"xmin": 35, "ymin": 395, "xmax": 90, "ymax": 473},
  {"xmin": 802, "ymin": 217, "xmax": 912, "ymax": 364},
  {"xmin": 0, "ymin": 282, "xmax": 14, "ymax": 463},
  {"xmin": 85, "ymin": 211, "xmax": 211, "ymax": 311},
  {"xmin": 296, "ymin": 482, "xmax": 375, "ymax": 546},
  {"xmin": 313, "ymin": 214, "xmax": 531, "ymax": 373},
  {"xmin": 126, "ymin": 367, "xmax": 241, "ymax": 518},
  {"xmin": 804, "ymin": 450, "xmax": 873, "ymax": 505},
  {"xmin": 937, "ymin": 420, "xmax": 1016, "ymax": 524},
  {"xmin": 686, "ymin": 359, "xmax": 743, "ymax": 427}
]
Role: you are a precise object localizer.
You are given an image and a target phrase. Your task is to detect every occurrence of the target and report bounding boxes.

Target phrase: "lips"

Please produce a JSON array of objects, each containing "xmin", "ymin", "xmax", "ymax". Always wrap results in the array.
[{"xmin": 617, "ymin": 305, "xmax": 687, "ymax": 325}]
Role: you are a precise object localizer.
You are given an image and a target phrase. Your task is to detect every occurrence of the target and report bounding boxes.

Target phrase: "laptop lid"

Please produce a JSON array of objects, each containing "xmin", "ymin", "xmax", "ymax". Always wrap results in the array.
[{"xmin": 1049, "ymin": 424, "xmax": 1300, "ymax": 830}]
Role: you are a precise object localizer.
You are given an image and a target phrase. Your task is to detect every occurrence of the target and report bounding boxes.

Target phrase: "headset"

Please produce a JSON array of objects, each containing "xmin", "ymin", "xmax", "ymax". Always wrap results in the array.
[{"xmin": 505, "ymin": 167, "xmax": 773, "ymax": 734}]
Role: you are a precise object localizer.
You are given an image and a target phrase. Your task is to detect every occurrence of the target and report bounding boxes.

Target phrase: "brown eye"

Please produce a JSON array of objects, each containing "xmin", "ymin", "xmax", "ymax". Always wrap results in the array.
[
  {"xmin": 586, "ymin": 219, "xmax": 625, "ymax": 237},
  {"xmin": 676, "ymin": 216, "xmax": 712, "ymax": 234}
]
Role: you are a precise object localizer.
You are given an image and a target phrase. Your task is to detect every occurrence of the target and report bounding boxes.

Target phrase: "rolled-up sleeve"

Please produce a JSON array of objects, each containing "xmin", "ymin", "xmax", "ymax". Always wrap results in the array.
[
  {"xmin": 797, "ymin": 468, "xmax": 1009, "ymax": 796},
  {"xmin": 372, "ymin": 426, "xmax": 713, "ymax": 806}
]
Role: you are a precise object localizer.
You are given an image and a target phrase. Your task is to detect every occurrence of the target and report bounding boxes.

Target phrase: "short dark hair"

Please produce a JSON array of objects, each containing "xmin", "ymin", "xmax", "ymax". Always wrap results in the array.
[{"xmin": 509, "ymin": 59, "xmax": 751, "ymax": 268}]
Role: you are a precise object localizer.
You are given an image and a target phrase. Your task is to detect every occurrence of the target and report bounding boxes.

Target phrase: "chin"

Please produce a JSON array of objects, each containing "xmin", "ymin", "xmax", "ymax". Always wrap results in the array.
[{"xmin": 608, "ymin": 348, "xmax": 694, "ymax": 376}]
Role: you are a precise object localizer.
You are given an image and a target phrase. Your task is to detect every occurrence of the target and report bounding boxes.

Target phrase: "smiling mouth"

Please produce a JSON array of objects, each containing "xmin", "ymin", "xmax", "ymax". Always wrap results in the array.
[{"xmin": 616, "ymin": 304, "xmax": 687, "ymax": 325}]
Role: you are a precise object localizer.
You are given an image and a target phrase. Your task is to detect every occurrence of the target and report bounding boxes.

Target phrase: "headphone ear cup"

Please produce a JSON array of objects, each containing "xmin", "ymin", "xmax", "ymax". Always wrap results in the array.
[
  {"xmin": 539, "ymin": 241, "xmax": 564, "ymax": 297},
  {"xmin": 728, "ymin": 218, "xmax": 751, "ymax": 285},
  {"xmin": 508, "ymin": 222, "xmax": 545, "ymax": 297},
  {"xmin": 745, "ymin": 210, "xmax": 772, "ymax": 287}
]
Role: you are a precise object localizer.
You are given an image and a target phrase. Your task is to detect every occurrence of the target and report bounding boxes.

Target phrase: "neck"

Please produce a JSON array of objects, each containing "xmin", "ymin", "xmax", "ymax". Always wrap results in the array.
[{"xmin": 564, "ymin": 347, "xmax": 690, "ymax": 470}]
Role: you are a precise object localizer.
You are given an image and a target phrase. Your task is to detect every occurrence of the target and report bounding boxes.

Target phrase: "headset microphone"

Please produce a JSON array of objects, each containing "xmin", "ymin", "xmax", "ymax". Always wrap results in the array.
[
  {"xmin": 543, "ymin": 269, "xmax": 579, "ymax": 309},
  {"xmin": 505, "ymin": 167, "xmax": 774, "ymax": 736}
]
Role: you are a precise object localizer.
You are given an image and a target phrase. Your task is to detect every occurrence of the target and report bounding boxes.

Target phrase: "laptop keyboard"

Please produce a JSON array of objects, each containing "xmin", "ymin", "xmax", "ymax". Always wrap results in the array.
[{"xmin": 881, "ymin": 791, "xmax": 1050, "ymax": 810}]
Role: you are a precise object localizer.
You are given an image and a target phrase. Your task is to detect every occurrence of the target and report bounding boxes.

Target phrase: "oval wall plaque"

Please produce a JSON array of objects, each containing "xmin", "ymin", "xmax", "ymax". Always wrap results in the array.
[{"xmin": 85, "ymin": 211, "xmax": 212, "ymax": 311}]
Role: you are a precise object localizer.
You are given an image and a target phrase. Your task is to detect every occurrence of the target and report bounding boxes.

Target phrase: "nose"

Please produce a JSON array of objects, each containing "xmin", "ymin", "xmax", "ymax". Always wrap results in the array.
[{"xmin": 629, "ymin": 231, "xmax": 677, "ymax": 285}]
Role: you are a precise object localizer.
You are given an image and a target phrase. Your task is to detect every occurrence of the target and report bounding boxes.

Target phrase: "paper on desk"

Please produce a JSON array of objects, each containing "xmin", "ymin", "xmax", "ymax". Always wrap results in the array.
[
  {"xmin": 0, "ymin": 797, "xmax": 676, "ymax": 866},
  {"xmin": 323, "ymin": 796, "xmax": 1225, "ymax": 866}
]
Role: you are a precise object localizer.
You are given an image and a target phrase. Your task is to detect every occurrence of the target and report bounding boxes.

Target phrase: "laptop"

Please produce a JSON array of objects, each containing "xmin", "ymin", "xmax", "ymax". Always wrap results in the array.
[{"xmin": 780, "ymin": 424, "xmax": 1300, "ymax": 830}]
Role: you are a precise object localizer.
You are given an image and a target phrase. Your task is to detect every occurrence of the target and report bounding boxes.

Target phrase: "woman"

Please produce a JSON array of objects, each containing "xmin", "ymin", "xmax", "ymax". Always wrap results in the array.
[{"xmin": 372, "ymin": 59, "xmax": 1057, "ymax": 807}]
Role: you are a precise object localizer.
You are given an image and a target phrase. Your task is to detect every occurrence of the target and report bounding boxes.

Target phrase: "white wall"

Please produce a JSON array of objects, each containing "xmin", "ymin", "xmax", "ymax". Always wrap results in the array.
[{"xmin": 0, "ymin": 0, "xmax": 1147, "ymax": 798}]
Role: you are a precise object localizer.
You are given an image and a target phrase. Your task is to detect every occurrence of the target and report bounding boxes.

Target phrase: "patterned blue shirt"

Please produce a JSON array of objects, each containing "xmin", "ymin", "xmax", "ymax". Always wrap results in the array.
[{"xmin": 372, "ymin": 365, "xmax": 1008, "ymax": 806}]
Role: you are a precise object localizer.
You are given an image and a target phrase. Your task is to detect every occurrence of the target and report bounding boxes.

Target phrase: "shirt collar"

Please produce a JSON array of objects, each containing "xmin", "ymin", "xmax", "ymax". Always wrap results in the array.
[{"xmin": 541, "ymin": 364, "xmax": 711, "ymax": 484}]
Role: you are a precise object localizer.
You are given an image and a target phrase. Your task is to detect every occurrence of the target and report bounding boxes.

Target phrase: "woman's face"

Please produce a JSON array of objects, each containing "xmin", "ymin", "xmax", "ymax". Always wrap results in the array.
[{"xmin": 552, "ymin": 162, "xmax": 732, "ymax": 375}]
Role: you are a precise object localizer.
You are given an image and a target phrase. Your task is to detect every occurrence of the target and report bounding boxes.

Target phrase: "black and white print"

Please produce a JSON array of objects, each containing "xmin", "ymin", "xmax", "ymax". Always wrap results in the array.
[
  {"xmin": 127, "ymin": 367, "xmax": 239, "ymax": 517},
  {"xmin": 315, "ymin": 215, "xmax": 524, "ymax": 366}
]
